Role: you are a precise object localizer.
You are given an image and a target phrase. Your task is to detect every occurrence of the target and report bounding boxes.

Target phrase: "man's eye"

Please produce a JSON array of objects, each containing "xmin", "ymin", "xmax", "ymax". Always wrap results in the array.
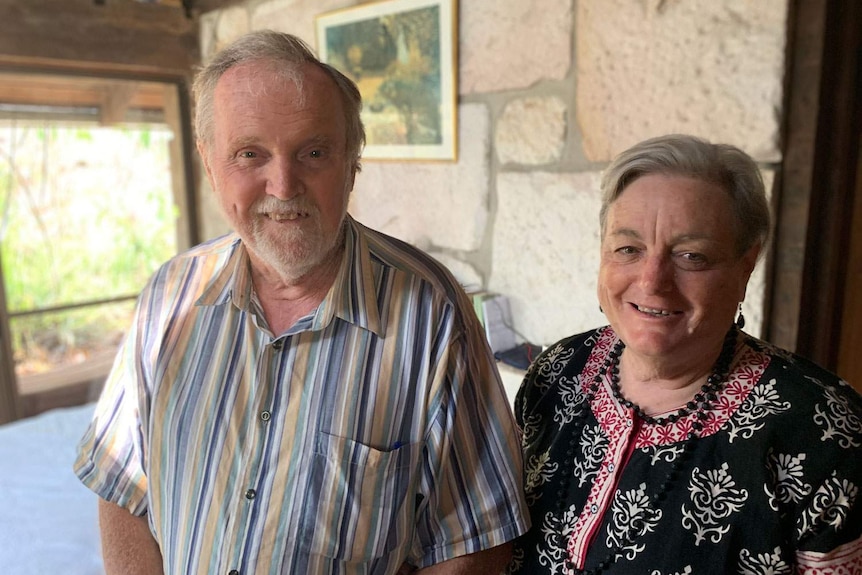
[
  {"xmin": 307, "ymin": 149, "xmax": 324, "ymax": 159},
  {"xmin": 617, "ymin": 246, "xmax": 638, "ymax": 255},
  {"xmin": 239, "ymin": 150, "xmax": 257, "ymax": 159}
]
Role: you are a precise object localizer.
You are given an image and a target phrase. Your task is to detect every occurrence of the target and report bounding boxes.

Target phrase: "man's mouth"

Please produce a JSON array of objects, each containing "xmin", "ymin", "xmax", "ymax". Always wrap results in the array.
[{"xmin": 267, "ymin": 211, "xmax": 308, "ymax": 222}]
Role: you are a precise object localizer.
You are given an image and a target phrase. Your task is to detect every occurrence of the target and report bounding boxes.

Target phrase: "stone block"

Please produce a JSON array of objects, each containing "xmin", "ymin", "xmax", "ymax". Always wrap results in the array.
[
  {"xmin": 496, "ymin": 96, "xmax": 567, "ymax": 165},
  {"xmin": 427, "ymin": 252, "xmax": 483, "ymax": 291},
  {"xmin": 743, "ymin": 169, "xmax": 776, "ymax": 338},
  {"xmin": 489, "ymin": 171, "xmax": 605, "ymax": 346},
  {"xmin": 349, "ymin": 103, "xmax": 491, "ymax": 252},
  {"xmin": 461, "ymin": 0, "xmax": 572, "ymax": 93},
  {"xmin": 576, "ymin": 0, "xmax": 787, "ymax": 162}
]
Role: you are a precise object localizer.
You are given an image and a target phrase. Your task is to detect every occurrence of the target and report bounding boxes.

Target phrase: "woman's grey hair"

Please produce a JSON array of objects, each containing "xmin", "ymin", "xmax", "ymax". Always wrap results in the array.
[
  {"xmin": 192, "ymin": 29, "xmax": 366, "ymax": 173},
  {"xmin": 599, "ymin": 134, "xmax": 771, "ymax": 255}
]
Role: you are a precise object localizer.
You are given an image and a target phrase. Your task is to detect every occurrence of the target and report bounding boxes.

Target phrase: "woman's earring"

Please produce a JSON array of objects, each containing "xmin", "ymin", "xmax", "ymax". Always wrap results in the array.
[{"xmin": 736, "ymin": 302, "xmax": 746, "ymax": 329}]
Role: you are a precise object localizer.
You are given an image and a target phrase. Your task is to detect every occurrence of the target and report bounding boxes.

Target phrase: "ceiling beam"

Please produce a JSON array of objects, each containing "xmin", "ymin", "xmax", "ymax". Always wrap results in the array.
[{"xmin": 0, "ymin": 0, "xmax": 200, "ymax": 78}]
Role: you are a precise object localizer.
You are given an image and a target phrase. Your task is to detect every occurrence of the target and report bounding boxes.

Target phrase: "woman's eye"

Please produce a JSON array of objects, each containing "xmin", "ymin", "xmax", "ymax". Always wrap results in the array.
[
  {"xmin": 676, "ymin": 252, "xmax": 709, "ymax": 269},
  {"xmin": 607, "ymin": 245, "xmax": 640, "ymax": 261},
  {"xmin": 681, "ymin": 252, "xmax": 706, "ymax": 262}
]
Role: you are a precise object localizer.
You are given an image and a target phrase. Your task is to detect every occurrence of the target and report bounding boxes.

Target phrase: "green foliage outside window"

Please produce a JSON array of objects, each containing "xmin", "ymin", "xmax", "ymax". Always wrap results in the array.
[{"xmin": 0, "ymin": 123, "xmax": 178, "ymax": 375}]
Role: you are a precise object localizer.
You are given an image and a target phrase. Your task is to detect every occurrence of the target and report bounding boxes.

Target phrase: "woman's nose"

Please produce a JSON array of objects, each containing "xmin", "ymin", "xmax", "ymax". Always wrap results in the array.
[{"xmin": 639, "ymin": 255, "xmax": 674, "ymax": 293}]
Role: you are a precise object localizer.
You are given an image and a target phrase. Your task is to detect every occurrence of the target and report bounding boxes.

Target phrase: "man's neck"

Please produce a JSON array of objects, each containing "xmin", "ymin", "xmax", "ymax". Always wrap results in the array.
[{"xmin": 250, "ymin": 249, "xmax": 343, "ymax": 336}]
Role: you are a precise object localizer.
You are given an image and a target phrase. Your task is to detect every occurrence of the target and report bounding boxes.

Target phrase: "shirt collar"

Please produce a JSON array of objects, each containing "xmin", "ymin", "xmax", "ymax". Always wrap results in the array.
[
  {"xmin": 314, "ymin": 215, "xmax": 384, "ymax": 336},
  {"xmin": 195, "ymin": 234, "xmax": 251, "ymax": 310},
  {"xmin": 195, "ymin": 216, "xmax": 384, "ymax": 337}
]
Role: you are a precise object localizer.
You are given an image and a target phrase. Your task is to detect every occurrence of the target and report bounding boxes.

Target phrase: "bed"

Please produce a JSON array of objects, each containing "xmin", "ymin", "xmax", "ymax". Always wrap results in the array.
[{"xmin": 0, "ymin": 403, "xmax": 104, "ymax": 574}]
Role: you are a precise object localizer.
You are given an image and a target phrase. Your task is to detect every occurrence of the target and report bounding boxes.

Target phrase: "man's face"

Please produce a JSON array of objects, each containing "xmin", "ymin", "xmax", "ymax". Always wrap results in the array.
[{"xmin": 199, "ymin": 59, "xmax": 355, "ymax": 281}]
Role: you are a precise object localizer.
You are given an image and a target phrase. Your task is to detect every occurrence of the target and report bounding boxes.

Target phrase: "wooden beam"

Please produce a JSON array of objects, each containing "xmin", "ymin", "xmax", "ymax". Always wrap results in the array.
[
  {"xmin": 838, "ymin": 146, "xmax": 862, "ymax": 389},
  {"xmin": 99, "ymin": 81, "xmax": 139, "ymax": 124},
  {"xmin": 0, "ymin": 0, "xmax": 200, "ymax": 78},
  {"xmin": 0, "ymin": 73, "xmax": 168, "ymax": 109},
  {"xmin": 191, "ymin": 0, "xmax": 248, "ymax": 14}
]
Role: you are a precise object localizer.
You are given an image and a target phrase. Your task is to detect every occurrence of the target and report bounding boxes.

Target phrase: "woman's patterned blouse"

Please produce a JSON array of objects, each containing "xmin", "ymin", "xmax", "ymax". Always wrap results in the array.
[{"xmin": 508, "ymin": 326, "xmax": 862, "ymax": 575}]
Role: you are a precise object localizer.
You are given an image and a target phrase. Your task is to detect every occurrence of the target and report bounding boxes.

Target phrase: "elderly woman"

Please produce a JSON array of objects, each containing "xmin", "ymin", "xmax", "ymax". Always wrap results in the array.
[{"xmin": 508, "ymin": 134, "xmax": 862, "ymax": 574}]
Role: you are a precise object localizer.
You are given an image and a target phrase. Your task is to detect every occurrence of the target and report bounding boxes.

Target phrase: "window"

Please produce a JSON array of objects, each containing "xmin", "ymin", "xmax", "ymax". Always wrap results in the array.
[{"xmin": 0, "ymin": 72, "xmax": 196, "ymax": 420}]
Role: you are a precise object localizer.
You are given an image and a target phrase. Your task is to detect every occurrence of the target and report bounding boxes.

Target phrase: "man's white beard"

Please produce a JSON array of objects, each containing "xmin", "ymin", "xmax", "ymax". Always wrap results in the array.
[{"xmin": 246, "ymin": 199, "xmax": 346, "ymax": 283}]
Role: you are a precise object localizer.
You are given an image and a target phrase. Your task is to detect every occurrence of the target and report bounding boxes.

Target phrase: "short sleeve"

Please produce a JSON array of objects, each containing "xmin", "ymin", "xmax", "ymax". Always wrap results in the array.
[
  {"xmin": 73, "ymin": 323, "xmax": 149, "ymax": 516},
  {"xmin": 792, "ymin": 378, "xmax": 862, "ymax": 569},
  {"xmin": 408, "ymin": 299, "xmax": 530, "ymax": 567}
]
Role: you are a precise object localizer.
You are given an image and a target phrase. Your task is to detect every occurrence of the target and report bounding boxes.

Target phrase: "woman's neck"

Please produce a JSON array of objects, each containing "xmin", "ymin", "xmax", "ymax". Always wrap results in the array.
[{"xmin": 616, "ymin": 344, "xmax": 723, "ymax": 416}]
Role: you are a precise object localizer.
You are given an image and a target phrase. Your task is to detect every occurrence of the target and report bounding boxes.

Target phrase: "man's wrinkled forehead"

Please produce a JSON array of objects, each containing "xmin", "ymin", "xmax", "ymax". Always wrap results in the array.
[{"xmin": 218, "ymin": 59, "xmax": 307, "ymax": 104}]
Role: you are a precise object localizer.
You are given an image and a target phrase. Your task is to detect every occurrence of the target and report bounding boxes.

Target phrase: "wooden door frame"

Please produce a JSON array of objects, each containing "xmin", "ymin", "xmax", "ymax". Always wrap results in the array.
[
  {"xmin": 767, "ymin": 0, "xmax": 861, "ymax": 382},
  {"xmin": 0, "ymin": 251, "xmax": 19, "ymax": 424},
  {"xmin": 838, "ymin": 144, "xmax": 862, "ymax": 385}
]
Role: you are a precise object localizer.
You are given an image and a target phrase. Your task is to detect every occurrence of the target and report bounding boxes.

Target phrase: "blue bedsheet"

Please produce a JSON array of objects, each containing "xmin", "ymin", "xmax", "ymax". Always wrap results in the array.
[{"xmin": 0, "ymin": 403, "xmax": 103, "ymax": 574}]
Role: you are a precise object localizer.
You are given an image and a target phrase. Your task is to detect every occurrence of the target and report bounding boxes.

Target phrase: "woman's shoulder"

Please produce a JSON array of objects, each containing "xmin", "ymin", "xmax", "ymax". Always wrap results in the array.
[
  {"xmin": 741, "ymin": 331, "xmax": 862, "ymax": 420},
  {"xmin": 531, "ymin": 326, "xmax": 608, "ymax": 374},
  {"xmin": 744, "ymin": 333, "xmax": 855, "ymax": 389},
  {"xmin": 514, "ymin": 326, "xmax": 608, "ymax": 414}
]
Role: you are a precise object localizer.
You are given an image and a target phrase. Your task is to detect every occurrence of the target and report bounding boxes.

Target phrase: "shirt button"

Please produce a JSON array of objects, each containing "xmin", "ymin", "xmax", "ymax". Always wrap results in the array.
[
  {"xmin": 608, "ymin": 463, "xmax": 615, "ymax": 472},
  {"xmin": 626, "ymin": 419, "xmax": 633, "ymax": 427},
  {"xmin": 260, "ymin": 410, "xmax": 271, "ymax": 422},
  {"xmin": 272, "ymin": 339, "xmax": 283, "ymax": 350},
  {"xmin": 245, "ymin": 489, "xmax": 256, "ymax": 500},
  {"xmin": 228, "ymin": 571, "xmax": 239, "ymax": 575},
  {"xmin": 590, "ymin": 504, "xmax": 598, "ymax": 514}
]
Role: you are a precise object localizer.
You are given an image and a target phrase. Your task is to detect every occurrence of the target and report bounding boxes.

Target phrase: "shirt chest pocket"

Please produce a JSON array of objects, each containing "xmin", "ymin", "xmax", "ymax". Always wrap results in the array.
[{"xmin": 299, "ymin": 432, "xmax": 420, "ymax": 562}]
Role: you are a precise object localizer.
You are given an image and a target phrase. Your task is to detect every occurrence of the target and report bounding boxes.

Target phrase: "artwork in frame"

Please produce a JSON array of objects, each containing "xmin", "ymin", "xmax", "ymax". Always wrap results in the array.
[{"xmin": 316, "ymin": 0, "xmax": 457, "ymax": 161}]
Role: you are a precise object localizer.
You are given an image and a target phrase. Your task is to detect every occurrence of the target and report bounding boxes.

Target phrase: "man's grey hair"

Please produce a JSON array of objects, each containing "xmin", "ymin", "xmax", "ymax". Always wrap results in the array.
[
  {"xmin": 599, "ymin": 134, "xmax": 771, "ymax": 256},
  {"xmin": 192, "ymin": 29, "xmax": 366, "ymax": 173}
]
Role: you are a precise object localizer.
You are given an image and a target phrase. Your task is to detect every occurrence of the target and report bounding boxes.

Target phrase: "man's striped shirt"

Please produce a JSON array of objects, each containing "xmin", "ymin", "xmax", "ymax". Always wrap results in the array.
[{"xmin": 74, "ymin": 216, "xmax": 530, "ymax": 574}]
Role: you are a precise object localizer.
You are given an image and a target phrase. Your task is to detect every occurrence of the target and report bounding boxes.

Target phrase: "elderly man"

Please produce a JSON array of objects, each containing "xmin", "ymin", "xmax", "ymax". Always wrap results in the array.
[{"xmin": 74, "ymin": 30, "xmax": 529, "ymax": 575}]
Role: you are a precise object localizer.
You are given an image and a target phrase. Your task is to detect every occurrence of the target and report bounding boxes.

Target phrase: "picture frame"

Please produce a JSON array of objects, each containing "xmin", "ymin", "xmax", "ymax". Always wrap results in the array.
[{"xmin": 316, "ymin": 0, "xmax": 457, "ymax": 161}]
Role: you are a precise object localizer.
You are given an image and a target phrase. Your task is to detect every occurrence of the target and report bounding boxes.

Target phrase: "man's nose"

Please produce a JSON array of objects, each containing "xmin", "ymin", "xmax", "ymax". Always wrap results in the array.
[{"xmin": 266, "ymin": 156, "xmax": 302, "ymax": 200}]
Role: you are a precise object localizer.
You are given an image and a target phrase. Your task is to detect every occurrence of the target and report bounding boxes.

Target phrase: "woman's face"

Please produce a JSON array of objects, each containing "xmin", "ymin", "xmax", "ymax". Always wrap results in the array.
[{"xmin": 597, "ymin": 173, "xmax": 759, "ymax": 363}]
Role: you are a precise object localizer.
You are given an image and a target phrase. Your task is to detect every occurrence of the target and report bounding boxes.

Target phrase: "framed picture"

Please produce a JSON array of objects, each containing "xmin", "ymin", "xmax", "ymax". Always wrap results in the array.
[{"xmin": 316, "ymin": 0, "xmax": 457, "ymax": 161}]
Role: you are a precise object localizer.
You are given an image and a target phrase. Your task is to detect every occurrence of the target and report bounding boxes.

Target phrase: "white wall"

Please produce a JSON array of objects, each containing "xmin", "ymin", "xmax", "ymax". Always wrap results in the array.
[{"xmin": 197, "ymin": 0, "xmax": 788, "ymax": 347}]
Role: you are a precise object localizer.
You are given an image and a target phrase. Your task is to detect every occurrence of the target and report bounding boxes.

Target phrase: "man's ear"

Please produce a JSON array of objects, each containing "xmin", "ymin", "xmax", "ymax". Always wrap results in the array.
[{"xmin": 196, "ymin": 139, "xmax": 213, "ymax": 182}]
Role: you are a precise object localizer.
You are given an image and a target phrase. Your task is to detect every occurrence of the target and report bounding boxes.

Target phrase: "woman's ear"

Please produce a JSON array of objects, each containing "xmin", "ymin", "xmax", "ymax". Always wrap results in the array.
[
  {"xmin": 742, "ymin": 242, "xmax": 761, "ymax": 275},
  {"xmin": 737, "ymin": 242, "xmax": 762, "ymax": 300}
]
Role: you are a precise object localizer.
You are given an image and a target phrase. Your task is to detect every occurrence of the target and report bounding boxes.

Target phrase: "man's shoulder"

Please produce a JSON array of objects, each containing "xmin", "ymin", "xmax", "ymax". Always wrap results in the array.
[
  {"xmin": 144, "ymin": 233, "xmax": 241, "ymax": 298},
  {"xmin": 354, "ymin": 220, "xmax": 466, "ymax": 300},
  {"xmin": 157, "ymin": 233, "xmax": 240, "ymax": 274}
]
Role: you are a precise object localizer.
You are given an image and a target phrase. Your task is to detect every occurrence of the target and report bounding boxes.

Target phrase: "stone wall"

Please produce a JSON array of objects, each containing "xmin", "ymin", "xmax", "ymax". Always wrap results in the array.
[{"xmin": 197, "ymin": 0, "xmax": 788, "ymax": 347}]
